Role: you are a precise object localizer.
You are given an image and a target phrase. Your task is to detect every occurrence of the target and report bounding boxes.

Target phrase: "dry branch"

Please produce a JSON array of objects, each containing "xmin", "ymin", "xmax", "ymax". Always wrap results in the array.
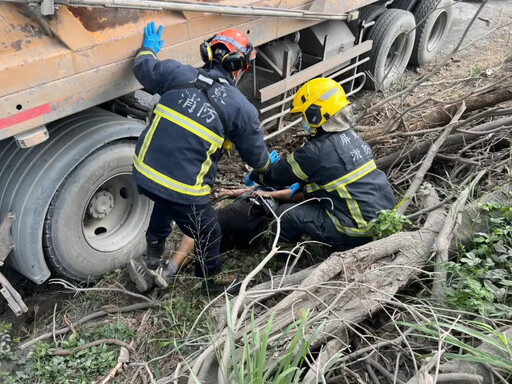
[
  {"xmin": 52, "ymin": 338, "xmax": 136, "ymax": 357},
  {"xmin": 396, "ymin": 103, "xmax": 466, "ymax": 215},
  {"xmin": 20, "ymin": 302, "xmax": 154, "ymax": 350},
  {"xmin": 410, "ymin": 86, "xmax": 512, "ymax": 132},
  {"xmin": 376, "ymin": 116, "xmax": 512, "ymax": 171},
  {"xmin": 432, "ymin": 171, "xmax": 485, "ymax": 300}
]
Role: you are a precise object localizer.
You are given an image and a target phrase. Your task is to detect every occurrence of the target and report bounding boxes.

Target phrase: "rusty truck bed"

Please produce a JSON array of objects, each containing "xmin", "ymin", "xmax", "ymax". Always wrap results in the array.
[{"xmin": 0, "ymin": 0, "xmax": 375, "ymax": 142}]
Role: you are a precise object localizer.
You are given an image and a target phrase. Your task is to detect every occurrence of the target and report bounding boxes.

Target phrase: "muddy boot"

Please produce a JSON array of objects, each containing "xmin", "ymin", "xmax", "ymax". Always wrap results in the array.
[{"xmin": 128, "ymin": 259, "xmax": 155, "ymax": 293}]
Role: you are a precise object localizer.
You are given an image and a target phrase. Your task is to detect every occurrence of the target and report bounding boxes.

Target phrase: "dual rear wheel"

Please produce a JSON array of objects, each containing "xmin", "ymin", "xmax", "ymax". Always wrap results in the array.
[{"xmin": 362, "ymin": 0, "xmax": 453, "ymax": 89}]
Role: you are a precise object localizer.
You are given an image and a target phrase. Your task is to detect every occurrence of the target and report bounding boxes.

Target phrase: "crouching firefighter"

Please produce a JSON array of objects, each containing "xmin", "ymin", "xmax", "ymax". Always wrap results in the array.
[
  {"xmin": 246, "ymin": 78, "xmax": 397, "ymax": 247},
  {"xmin": 129, "ymin": 22, "xmax": 275, "ymax": 293}
]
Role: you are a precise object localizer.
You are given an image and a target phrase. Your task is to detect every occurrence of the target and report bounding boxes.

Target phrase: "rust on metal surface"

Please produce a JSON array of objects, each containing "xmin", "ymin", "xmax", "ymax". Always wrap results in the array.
[
  {"xmin": 0, "ymin": 0, "xmax": 375, "ymax": 140},
  {"xmin": 68, "ymin": 6, "xmax": 146, "ymax": 32}
]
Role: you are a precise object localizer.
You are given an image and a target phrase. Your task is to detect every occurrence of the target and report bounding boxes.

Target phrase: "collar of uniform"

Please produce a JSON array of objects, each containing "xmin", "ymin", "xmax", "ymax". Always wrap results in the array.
[{"xmin": 201, "ymin": 63, "xmax": 235, "ymax": 86}]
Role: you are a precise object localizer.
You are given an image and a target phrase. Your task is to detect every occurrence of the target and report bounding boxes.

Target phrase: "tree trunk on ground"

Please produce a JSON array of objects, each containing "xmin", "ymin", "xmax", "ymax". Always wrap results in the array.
[
  {"xmin": 376, "ymin": 117, "xmax": 512, "ymax": 170},
  {"xmin": 454, "ymin": 182, "xmax": 512, "ymax": 248},
  {"xmin": 410, "ymin": 86, "xmax": 512, "ymax": 132},
  {"xmin": 190, "ymin": 184, "xmax": 512, "ymax": 383},
  {"xmin": 359, "ymin": 85, "xmax": 512, "ymax": 140}
]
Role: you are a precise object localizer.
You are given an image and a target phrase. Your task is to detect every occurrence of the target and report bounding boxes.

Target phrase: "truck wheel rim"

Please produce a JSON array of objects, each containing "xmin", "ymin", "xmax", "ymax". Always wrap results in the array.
[
  {"xmin": 427, "ymin": 11, "xmax": 448, "ymax": 53},
  {"xmin": 83, "ymin": 173, "xmax": 149, "ymax": 252},
  {"xmin": 385, "ymin": 32, "xmax": 409, "ymax": 73}
]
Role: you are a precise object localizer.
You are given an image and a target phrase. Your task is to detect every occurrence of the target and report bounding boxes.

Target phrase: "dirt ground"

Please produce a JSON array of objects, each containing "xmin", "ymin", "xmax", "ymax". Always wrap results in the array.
[{"xmin": 1, "ymin": 0, "xmax": 511, "ymax": 381}]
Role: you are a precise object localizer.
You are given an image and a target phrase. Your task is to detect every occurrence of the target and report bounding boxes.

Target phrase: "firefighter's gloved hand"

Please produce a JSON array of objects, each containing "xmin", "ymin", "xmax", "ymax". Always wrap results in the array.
[
  {"xmin": 289, "ymin": 183, "xmax": 301, "ymax": 198},
  {"xmin": 245, "ymin": 173, "xmax": 256, "ymax": 187},
  {"xmin": 143, "ymin": 22, "xmax": 164, "ymax": 54},
  {"xmin": 269, "ymin": 150, "xmax": 281, "ymax": 164}
]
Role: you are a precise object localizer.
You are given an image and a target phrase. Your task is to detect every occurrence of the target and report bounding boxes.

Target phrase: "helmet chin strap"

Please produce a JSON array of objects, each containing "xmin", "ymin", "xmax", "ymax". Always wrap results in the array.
[{"xmin": 230, "ymin": 70, "xmax": 243, "ymax": 84}]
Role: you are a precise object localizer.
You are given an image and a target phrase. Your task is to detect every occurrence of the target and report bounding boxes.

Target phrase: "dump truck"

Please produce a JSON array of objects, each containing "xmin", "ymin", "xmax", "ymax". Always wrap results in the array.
[{"xmin": 0, "ymin": 0, "xmax": 453, "ymax": 315}]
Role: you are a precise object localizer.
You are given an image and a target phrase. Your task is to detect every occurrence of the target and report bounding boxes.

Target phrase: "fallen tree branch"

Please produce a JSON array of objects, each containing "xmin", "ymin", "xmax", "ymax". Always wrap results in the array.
[
  {"xmin": 20, "ymin": 302, "xmax": 154, "ymax": 350},
  {"xmin": 431, "ymin": 170, "xmax": 485, "ymax": 300},
  {"xmin": 376, "ymin": 116, "xmax": 512, "ymax": 170},
  {"xmin": 410, "ymin": 85, "xmax": 512, "ymax": 132},
  {"xmin": 396, "ymin": 103, "xmax": 465, "ymax": 214},
  {"xmin": 97, "ymin": 346, "xmax": 130, "ymax": 384},
  {"xmin": 52, "ymin": 338, "xmax": 136, "ymax": 357}
]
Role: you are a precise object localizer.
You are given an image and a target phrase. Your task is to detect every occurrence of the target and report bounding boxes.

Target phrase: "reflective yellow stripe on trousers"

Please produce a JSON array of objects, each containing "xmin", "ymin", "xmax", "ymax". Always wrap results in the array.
[{"xmin": 135, "ymin": 104, "xmax": 224, "ymax": 196}]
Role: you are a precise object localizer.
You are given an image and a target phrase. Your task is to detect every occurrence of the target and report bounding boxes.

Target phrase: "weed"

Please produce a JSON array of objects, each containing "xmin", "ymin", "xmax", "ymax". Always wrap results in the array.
[
  {"xmin": 0, "ymin": 322, "xmax": 18, "ymax": 361},
  {"xmin": 445, "ymin": 202, "xmax": 512, "ymax": 317},
  {"xmin": 397, "ymin": 319, "xmax": 512, "ymax": 376},
  {"xmin": 370, "ymin": 209, "xmax": 412, "ymax": 239},
  {"xmin": 1, "ymin": 321, "xmax": 134, "ymax": 383},
  {"xmin": 221, "ymin": 298, "xmax": 325, "ymax": 383},
  {"xmin": 159, "ymin": 295, "xmax": 208, "ymax": 339}
]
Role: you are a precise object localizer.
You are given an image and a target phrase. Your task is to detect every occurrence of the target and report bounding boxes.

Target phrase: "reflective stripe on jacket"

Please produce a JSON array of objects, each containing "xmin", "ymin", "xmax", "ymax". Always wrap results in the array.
[
  {"xmin": 252, "ymin": 129, "xmax": 396, "ymax": 236},
  {"xmin": 132, "ymin": 48, "xmax": 270, "ymax": 204}
]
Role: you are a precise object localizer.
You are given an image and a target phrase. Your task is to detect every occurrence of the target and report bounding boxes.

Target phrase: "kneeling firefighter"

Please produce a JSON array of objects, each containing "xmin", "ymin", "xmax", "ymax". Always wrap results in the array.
[
  {"xmin": 246, "ymin": 78, "xmax": 397, "ymax": 246},
  {"xmin": 129, "ymin": 22, "xmax": 278, "ymax": 292}
]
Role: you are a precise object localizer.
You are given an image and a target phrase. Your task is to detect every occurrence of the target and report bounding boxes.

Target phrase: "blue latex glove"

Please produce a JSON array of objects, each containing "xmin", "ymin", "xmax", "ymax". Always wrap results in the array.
[
  {"xmin": 143, "ymin": 22, "xmax": 164, "ymax": 54},
  {"xmin": 269, "ymin": 150, "xmax": 281, "ymax": 164},
  {"xmin": 289, "ymin": 182, "xmax": 301, "ymax": 198},
  {"xmin": 245, "ymin": 173, "xmax": 256, "ymax": 187}
]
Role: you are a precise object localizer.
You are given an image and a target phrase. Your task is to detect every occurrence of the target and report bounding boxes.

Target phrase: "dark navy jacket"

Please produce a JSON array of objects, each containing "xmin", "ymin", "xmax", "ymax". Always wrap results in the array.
[
  {"xmin": 251, "ymin": 129, "xmax": 396, "ymax": 236},
  {"xmin": 132, "ymin": 47, "xmax": 270, "ymax": 205}
]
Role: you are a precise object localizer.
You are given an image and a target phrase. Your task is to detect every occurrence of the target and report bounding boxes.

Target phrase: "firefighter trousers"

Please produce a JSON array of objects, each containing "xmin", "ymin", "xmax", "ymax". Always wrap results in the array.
[
  {"xmin": 140, "ymin": 188, "xmax": 222, "ymax": 278},
  {"xmin": 274, "ymin": 201, "xmax": 372, "ymax": 247}
]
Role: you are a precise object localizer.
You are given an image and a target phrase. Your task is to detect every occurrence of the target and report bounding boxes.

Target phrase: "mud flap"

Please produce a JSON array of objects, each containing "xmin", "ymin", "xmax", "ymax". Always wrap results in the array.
[{"xmin": 0, "ymin": 213, "xmax": 28, "ymax": 316}]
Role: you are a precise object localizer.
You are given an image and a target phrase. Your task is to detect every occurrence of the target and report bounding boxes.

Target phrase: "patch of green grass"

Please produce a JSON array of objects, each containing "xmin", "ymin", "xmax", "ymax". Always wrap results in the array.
[
  {"xmin": 397, "ymin": 319, "xmax": 512, "ymax": 375},
  {"xmin": 469, "ymin": 62, "xmax": 487, "ymax": 77}
]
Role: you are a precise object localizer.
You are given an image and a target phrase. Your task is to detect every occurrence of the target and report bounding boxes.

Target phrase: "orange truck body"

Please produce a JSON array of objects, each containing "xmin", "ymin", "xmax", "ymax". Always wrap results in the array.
[{"xmin": 0, "ymin": 0, "xmax": 375, "ymax": 143}]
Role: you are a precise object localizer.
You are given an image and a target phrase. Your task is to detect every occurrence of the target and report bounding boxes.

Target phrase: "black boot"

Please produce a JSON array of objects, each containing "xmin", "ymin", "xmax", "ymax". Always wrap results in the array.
[{"xmin": 145, "ymin": 235, "xmax": 165, "ymax": 269}]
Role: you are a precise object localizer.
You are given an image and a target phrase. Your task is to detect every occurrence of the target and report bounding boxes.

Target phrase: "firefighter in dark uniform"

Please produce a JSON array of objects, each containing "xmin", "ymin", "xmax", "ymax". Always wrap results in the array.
[
  {"xmin": 247, "ymin": 78, "xmax": 397, "ymax": 246},
  {"xmin": 129, "ymin": 22, "xmax": 275, "ymax": 292}
]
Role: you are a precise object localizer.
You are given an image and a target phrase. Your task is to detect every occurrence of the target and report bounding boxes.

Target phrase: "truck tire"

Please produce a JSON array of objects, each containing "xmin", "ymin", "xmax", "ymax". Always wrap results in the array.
[
  {"xmin": 43, "ymin": 141, "xmax": 151, "ymax": 281},
  {"xmin": 362, "ymin": 9, "xmax": 416, "ymax": 90},
  {"xmin": 389, "ymin": 0, "xmax": 413, "ymax": 11},
  {"xmin": 358, "ymin": 5, "xmax": 387, "ymax": 26},
  {"xmin": 357, "ymin": 4, "xmax": 387, "ymax": 42},
  {"xmin": 410, "ymin": 0, "xmax": 453, "ymax": 66},
  {"xmin": 0, "ymin": 108, "xmax": 148, "ymax": 284}
]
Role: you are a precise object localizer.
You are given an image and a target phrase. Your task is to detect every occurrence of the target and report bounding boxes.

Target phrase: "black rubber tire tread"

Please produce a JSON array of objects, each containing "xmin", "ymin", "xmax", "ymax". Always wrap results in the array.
[
  {"xmin": 358, "ymin": 4, "xmax": 387, "ymax": 26},
  {"xmin": 43, "ymin": 141, "xmax": 150, "ymax": 282},
  {"xmin": 410, "ymin": 0, "xmax": 453, "ymax": 66},
  {"xmin": 0, "ymin": 108, "xmax": 145, "ymax": 284},
  {"xmin": 362, "ymin": 9, "xmax": 416, "ymax": 90},
  {"xmin": 389, "ymin": 0, "xmax": 413, "ymax": 11}
]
